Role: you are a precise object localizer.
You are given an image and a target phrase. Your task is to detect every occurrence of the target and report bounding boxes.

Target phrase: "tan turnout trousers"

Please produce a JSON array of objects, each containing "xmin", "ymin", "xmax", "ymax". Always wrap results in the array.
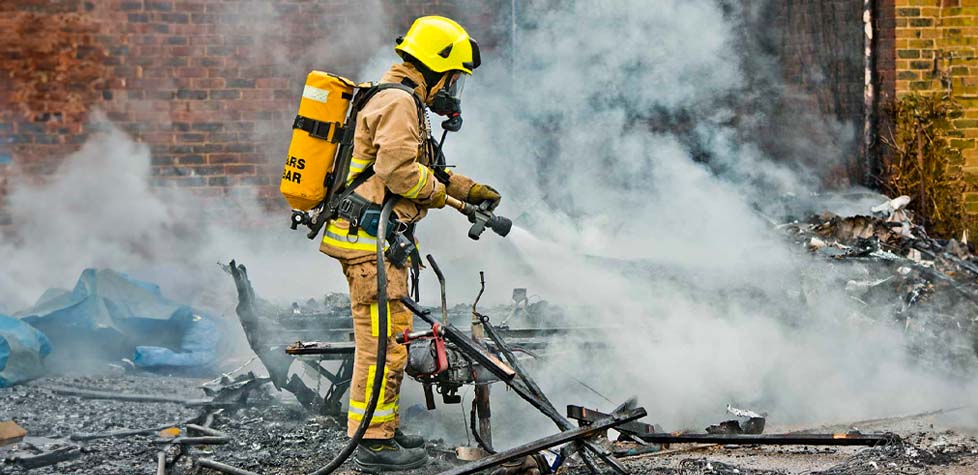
[
  {"xmin": 341, "ymin": 259, "xmax": 413, "ymax": 439},
  {"xmin": 320, "ymin": 62, "xmax": 475, "ymax": 440}
]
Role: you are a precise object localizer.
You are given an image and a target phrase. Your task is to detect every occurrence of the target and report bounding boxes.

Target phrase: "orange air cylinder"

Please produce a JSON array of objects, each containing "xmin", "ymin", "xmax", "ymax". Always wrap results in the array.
[{"xmin": 280, "ymin": 71, "xmax": 357, "ymax": 211}]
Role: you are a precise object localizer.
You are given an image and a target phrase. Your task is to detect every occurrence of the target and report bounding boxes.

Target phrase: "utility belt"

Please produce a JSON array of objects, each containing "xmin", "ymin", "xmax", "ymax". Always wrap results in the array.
[{"xmin": 335, "ymin": 192, "xmax": 419, "ymax": 278}]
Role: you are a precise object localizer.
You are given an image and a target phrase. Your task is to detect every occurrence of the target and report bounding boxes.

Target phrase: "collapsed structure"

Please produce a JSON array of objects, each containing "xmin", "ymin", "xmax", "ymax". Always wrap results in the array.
[{"xmin": 2, "ymin": 195, "xmax": 978, "ymax": 474}]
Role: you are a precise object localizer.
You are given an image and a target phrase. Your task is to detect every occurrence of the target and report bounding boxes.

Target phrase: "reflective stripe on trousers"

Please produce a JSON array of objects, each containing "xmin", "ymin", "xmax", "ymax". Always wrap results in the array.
[
  {"xmin": 348, "ymin": 364, "xmax": 398, "ymax": 423},
  {"xmin": 370, "ymin": 302, "xmax": 392, "ymax": 337}
]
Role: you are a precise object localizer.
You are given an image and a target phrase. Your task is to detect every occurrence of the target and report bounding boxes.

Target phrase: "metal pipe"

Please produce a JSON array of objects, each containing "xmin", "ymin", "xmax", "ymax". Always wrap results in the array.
[
  {"xmin": 70, "ymin": 422, "xmax": 185, "ymax": 441},
  {"xmin": 482, "ymin": 317, "xmax": 623, "ymax": 474},
  {"xmin": 470, "ymin": 271, "xmax": 493, "ymax": 450},
  {"xmin": 155, "ymin": 436, "xmax": 229, "ymax": 446},
  {"xmin": 186, "ymin": 424, "xmax": 227, "ymax": 437},
  {"xmin": 197, "ymin": 459, "xmax": 261, "ymax": 475}
]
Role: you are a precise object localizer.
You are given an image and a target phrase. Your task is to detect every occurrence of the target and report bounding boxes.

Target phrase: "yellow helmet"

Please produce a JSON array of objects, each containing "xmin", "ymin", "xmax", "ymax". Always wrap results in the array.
[{"xmin": 395, "ymin": 16, "xmax": 481, "ymax": 74}]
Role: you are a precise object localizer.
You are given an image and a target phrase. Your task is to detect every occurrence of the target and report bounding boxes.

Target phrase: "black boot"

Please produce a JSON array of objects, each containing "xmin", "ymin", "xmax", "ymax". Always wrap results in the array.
[
  {"xmin": 355, "ymin": 438, "xmax": 427, "ymax": 473},
  {"xmin": 393, "ymin": 428, "xmax": 425, "ymax": 449}
]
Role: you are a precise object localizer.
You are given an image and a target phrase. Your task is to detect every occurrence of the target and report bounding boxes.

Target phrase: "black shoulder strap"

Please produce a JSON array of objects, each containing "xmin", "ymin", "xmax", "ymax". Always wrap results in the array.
[
  {"xmin": 341, "ymin": 81, "xmax": 424, "ymax": 189},
  {"xmin": 327, "ymin": 81, "xmax": 425, "ymax": 221},
  {"xmin": 352, "ymin": 82, "xmax": 423, "ymax": 115}
]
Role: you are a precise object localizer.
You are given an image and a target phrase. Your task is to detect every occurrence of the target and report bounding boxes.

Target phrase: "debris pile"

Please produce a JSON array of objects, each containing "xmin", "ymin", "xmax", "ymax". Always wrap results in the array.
[
  {"xmin": 814, "ymin": 433, "xmax": 976, "ymax": 475},
  {"xmin": 780, "ymin": 195, "xmax": 978, "ymax": 369},
  {"xmin": 675, "ymin": 458, "xmax": 785, "ymax": 475}
]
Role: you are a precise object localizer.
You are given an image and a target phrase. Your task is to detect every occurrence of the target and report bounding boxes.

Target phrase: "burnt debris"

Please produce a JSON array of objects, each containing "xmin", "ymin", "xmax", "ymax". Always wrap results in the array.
[{"xmin": 781, "ymin": 195, "xmax": 978, "ymax": 368}]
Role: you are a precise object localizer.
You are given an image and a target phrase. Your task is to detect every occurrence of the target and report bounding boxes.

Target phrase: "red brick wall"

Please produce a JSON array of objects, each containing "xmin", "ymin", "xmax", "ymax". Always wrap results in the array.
[
  {"xmin": 0, "ymin": 0, "xmax": 497, "ymax": 226},
  {"xmin": 0, "ymin": 0, "xmax": 904, "ymax": 226}
]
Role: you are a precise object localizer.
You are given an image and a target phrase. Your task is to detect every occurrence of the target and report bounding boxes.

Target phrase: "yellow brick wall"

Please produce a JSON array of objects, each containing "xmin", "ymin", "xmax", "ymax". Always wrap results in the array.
[{"xmin": 894, "ymin": 0, "xmax": 978, "ymax": 221}]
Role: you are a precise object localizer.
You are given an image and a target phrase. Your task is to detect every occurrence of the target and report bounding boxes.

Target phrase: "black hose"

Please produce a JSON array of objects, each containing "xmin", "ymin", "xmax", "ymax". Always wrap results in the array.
[
  {"xmin": 308, "ymin": 197, "xmax": 395, "ymax": 475},
  {"xmin": 199, "ymin": 202, "xmax": 395, "ymax": 475}
]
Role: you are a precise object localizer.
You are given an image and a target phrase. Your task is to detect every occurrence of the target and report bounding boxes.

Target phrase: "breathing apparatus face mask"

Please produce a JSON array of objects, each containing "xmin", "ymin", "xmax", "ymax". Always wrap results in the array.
[{"xmin": 430, "ymin": 72, "xmax": 467, "ymax": 132}]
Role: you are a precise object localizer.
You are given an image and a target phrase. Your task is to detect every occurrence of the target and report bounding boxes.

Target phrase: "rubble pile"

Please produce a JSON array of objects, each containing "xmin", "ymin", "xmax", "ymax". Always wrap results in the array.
[
  {"xmin": 780, "ymin": 195, "xmax": 978, "ymax": 370},
  {"xmin": 674, "ymin": 458, "xmax": 786, "ymax": 475},
  {"xmin": 1, "ymin": 376, "xmax": 201, "ymax": 473},
  {"xmin": 814, "ymin": 433, "xmax": 977, "ymax": 475},
  {"xmin": 0, "ymin": 375, "xmax": 464, "ymax": 474}
]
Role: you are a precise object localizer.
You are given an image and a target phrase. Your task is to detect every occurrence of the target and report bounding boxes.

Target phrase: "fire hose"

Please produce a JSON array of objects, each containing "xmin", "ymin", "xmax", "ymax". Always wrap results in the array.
[
  {"xmin": 310, "ymin": 194, "xmax": 508, "ymax": 473},
  {"xmin": 202, "ymin": 194, "xmax": 510, "ymax": 474},
  {"xmin": 307, "ymin": 197, "xmax": 395, "ymax": 475}
]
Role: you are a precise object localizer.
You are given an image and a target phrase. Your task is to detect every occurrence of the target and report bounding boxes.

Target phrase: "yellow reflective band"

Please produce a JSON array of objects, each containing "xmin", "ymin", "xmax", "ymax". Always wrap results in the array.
[
  {"xmin": 402, "ymin": 164, "xmax": 429, "ymax": 199},
  {"xmin": 349, "ymin": 411, "xmax": 396, "ymax": 423},
  {"xmin": 347, "ymin": 365, "xmax": 398, "ymax": 422},
  {"xmin": 350, "ymin": 156, "xmax": 373, "ymax": 169},
  {"xmin": 321, "ymin": 222, "xmax": 389, "ymax": 252},
  {"xmin": 349, "ymin": 400, "xmax": 398, "ymax": 414},
  {"xmin": 370, "ymin": 303, "xmax": 392, "ymax": 337},
  {"xmin": 346, "ymin": 157, "xmax": 375, "ymax": 185}
]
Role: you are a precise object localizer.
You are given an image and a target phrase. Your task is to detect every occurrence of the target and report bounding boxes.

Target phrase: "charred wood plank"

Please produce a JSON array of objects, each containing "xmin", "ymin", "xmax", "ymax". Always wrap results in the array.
[
  {"xmin": 6, "ymin": 446, "xmax": 82, "ymax": 469},
  {"xmin": 627, "ymin": 432, "xmax": 897, "ymax": 446},
  {"xmin": 567, "ymin": 405, "xmax": 657, "ymax": 438},
  {"xmin": 437, "ymin": 408, "xmax": 646, "ymax": 475}
]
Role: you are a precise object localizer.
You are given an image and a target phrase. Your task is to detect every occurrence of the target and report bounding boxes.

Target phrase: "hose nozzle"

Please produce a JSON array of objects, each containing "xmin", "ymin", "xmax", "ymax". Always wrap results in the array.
[
  {"xmin": 467, "ymin": 204, "xmax": 512, "ymax": 240},
  {"xmin": 446, "ymin": 197, "xmax": 511, "ymax": 240}
]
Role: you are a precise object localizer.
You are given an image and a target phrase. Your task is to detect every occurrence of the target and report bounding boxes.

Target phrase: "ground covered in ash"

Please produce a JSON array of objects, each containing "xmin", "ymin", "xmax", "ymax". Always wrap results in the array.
[
  {"xmin": 0, "ymin": 375, "xmax": 459, "ymax": 475},
  {"xmin": 2, "ymin": 376, "xmax": 977, "ymax": 475}
]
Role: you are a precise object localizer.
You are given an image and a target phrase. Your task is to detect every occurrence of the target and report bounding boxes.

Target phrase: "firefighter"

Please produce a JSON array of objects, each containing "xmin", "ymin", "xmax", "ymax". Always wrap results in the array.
[{"xmin": 320, "ymin": 16, "xmax": 501, "ymax": 472}]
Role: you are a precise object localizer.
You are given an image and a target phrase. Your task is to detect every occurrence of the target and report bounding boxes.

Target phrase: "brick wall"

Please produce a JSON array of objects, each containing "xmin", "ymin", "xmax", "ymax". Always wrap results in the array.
[
  {"xmin": 765, "ymin": 0, "xmax": 869, "ymax": 185},
  {"xmin": 889, "ymin": 0, "xmax": 978, "ymax": 228},
  {"xmin": 0, "ymin": 0, "xmax": 500, "ymax": 226},
  {"xmin": 6, "ymin": 1, "xmax": 962, "ymax": 229}
]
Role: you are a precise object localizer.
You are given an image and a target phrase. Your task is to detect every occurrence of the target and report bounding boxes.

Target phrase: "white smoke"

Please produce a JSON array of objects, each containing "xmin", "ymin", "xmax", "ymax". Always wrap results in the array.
[
  {"xmin": 0, "ymin": 116, "xmax": 348, "ymax": 315},
  {"xmin": 407, "ymin": 0, "xmax": 978, "ymax": 441},
  {"xmin": 1, "ymin": 0, "xmax": 975, "ymax": 449}
]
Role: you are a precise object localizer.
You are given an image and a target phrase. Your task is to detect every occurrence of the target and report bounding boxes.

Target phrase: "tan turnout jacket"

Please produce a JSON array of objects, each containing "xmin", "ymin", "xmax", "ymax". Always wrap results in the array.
[{"xmin": 320, "ymin": 62, "xmax": 475, "ymax": 263}]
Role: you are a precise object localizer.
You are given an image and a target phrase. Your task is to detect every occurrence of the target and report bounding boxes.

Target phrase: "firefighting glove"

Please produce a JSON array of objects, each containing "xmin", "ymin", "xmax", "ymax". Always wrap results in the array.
[
  {"xmin": 467, "ymin": 183, "xmax": 501, "ymax": 211},
  {"xmin": 427, "ymin": 185, "xmax": 447, "ymax": 209}
]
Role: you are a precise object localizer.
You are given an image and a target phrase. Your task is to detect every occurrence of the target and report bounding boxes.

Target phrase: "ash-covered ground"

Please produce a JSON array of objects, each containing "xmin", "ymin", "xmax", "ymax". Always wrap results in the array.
[
  {"xmin": 0, "ymin": 375, "xmax": 458, "ymax": 475},
  {"xmin": 2, "ymin": 375, "xmax": 977, "ymax": 474}
]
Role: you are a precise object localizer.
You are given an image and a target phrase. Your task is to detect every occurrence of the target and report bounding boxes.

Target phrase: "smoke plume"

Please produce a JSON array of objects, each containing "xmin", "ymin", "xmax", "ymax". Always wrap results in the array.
[
  {"xmin": 1, "ymin": 0, "xmax": 975, "ymax": 449},
  {"xmin": 409, "ymin": 0, "xmax": 978, "ymax": 441}
]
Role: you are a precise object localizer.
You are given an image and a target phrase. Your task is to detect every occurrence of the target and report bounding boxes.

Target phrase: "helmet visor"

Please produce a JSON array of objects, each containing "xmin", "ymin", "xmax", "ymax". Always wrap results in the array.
[{"xmin": 445, "ymin": 72, "xmax": 467, "ymax": 100}]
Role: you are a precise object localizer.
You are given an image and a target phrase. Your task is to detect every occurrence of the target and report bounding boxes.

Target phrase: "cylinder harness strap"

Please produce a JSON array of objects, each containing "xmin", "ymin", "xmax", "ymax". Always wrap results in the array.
[{"xmin": 293, "ymin": 115, "xmax": 346, "ymax": 143}]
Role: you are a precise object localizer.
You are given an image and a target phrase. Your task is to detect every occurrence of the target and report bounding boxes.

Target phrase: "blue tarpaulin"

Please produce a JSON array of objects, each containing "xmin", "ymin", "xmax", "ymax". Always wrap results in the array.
[
  {"xmin": 0, "ymin": 315, "xmax": 52, "ymax": 387},
  {"xmin": 15, "ymin": 269, "xmax": 220, "ymax": 372}
]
